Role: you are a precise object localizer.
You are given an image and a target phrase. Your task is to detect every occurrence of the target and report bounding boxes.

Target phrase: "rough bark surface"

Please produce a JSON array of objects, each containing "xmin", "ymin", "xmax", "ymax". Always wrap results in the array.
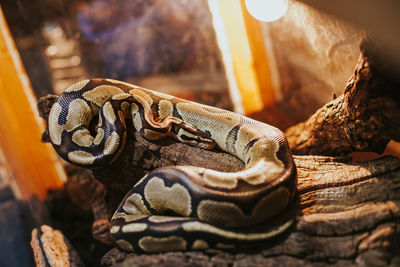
[
  {"xmin": 37, "ymin": 96, "xmax": 400, "ymax": 265},
  {"xmin": 99, "ymin": 153, "xmax": 400, "ymax": 267},
  {"xmin": 35, "ymin": 37, "xmax": 400, "ymax": 266},
  {"xmin": 285, "ymin": 37, "xmax": 400, "ymax": 155},
  {"xmin": 30, "ymin": 225, "xmax": 84, "ymax": 267}
]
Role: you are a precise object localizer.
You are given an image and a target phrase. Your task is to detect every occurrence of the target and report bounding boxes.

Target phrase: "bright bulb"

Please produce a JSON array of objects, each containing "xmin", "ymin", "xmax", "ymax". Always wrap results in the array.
[{"xmin": 245, "ymin": 0, "xmax": 288, "ymax": 22}]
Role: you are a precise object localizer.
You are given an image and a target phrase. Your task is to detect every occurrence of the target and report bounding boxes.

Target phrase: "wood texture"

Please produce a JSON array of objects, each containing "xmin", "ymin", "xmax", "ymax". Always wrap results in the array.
[
  {"xmin": 31, "ymin": 225, "xmax": 84, "ymax": 267},
  {"xmin": 36, "ymin": 37, "xmax": 400, "ymax": 266},
  {"xmin": 37, "ymin": 70, "xmax": 400, "ymax": 266},
  {"xmin": 40, "ymin": 119, "xmax": 400, "ymax": 265},
  {"xmin": 285, "ymin": 37, "xmax": 400, "ymax": 156},
  {"xmin": 98, "ymin": 140, "xmax": 400, "ymax": 266}
]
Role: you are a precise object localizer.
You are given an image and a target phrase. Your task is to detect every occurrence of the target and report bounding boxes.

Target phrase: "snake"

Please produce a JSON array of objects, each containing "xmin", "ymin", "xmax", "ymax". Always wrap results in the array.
[{"xmin": 48, "ymin": 78, "xmax": 297, "ymax": 253}]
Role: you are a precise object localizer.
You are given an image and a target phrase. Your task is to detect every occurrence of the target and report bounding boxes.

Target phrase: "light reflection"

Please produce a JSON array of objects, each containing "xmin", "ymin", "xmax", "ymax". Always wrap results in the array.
[{"xmin": 244, "ymin": 0, "xmax": 288, "ymax": 22}]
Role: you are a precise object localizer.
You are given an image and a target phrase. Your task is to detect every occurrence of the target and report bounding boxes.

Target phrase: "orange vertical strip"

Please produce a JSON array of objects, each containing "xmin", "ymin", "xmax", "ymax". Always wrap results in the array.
[
  {"xmin": 213, "ymin": 0, "xmax": 275, "ymax": 114},
  {"xmin": 215, "ymin": 0, "xmax": 264, "ymax": 114},
  {"xmin": 240, "ymin": 0, "xmax": 275, "ymax": 107},
  {"xmin": 0, "ymin": 7, "xmax": 66, "ymax": 199}
]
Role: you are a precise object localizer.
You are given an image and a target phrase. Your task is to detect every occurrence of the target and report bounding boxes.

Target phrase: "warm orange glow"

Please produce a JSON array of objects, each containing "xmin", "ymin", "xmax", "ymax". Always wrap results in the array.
[
  {"xmin": 0, "ymin": 7, "xmax": 66, "ymax": 199},
  {"xmin": 209, "ymin": 0, "xmax": 276, "ymax": 114},
  {"xmin": 241, "ymin": 0, "xmax": 277, "ymax": 109},
  {"xmin": 350, "ymin": 140, "xmax": 400, "ymax": 162}
]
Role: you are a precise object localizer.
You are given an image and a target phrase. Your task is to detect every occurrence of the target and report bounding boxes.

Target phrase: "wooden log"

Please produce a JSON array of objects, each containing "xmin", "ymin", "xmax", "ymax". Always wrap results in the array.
[
  {"xmin": 37, "ymin": 36, "xmax": 400, "ymax": 265},
  {"xmin": 99, "ymin": 151, "xmax": 400, "ymax": 266},
  {"xmin": 285, "ymin": 37, "xmax": 400, "ymax": 156},
  {"xmin": 37, "ymin": 116, "xmax": 400, "ymax": 265},
  {"xmin": 30, "ymin": 225, "xmax": 84, "ymax": 267}
]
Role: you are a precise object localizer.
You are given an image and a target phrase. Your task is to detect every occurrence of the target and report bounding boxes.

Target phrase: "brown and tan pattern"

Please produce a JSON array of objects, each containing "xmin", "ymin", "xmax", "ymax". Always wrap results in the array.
[{"xmin": 47, "ymin": 78, "xmax": 296, "ymax": 253}]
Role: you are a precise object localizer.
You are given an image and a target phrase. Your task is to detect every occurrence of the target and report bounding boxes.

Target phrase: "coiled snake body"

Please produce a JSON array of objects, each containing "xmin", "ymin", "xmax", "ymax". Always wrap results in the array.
[{"xmin": 48, "ymin": 79, "xmax": 297, "ymax": 253}]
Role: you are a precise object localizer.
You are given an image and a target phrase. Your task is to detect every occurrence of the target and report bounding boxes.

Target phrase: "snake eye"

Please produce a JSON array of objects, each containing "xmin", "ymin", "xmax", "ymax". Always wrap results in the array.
[{"xmin": 204, "ymin": 130, "xmax": 212, "ymax": 138}]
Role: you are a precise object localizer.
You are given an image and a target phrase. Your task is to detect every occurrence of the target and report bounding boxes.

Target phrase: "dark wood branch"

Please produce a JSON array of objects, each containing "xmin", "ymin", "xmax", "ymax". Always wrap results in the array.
[
  {"xmin": 99, "ymin": 153, "xmax": 400, "ymax": 266},
  {"xmin": 35, "ymin": 37, "xmax": 400, "ymax": 265},
  {"xmin": 33, "ymin": 113, "xmax": 400, "ymax": 265},
  {"xmin": 285, "ymin": 37, "xmax": 400, "ymax": 155}
]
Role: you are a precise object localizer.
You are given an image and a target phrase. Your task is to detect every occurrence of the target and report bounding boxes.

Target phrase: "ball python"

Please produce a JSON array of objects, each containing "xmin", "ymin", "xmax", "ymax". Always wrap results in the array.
[{"xmin": 48, "ymin": 78, "xmax": 297, "ymax": 253}]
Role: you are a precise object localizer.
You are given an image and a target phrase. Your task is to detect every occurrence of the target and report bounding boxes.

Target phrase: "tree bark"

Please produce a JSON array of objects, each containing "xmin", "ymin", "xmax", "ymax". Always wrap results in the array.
[
  {"xmin": 36, "ymin": 36, "xmax": 400, "ymax": 266},
  {"xmin": 35, "ymin": 118, "xmax": 400, "ymax": 265},
  {"xmin": 99, "ymin": 153, "xmax": 400, "ymax": 267},
  {"xmin": 285, "ymin": 37, "xmax": 400, "ymax": 155},
  {"xmin": 31, "ymin": 225, "xmax": 84, "ymax": 267}
]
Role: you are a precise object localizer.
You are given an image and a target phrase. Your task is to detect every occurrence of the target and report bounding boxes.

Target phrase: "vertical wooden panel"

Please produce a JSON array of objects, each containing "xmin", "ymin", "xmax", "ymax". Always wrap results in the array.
[{"xmin": 0, "ymin": 7, "xmax": 66, "ymax": 200}]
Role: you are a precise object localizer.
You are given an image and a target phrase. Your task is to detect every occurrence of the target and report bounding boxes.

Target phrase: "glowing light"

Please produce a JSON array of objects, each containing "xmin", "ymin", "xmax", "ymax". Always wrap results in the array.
[{"xmin": 245, "ymin": 0, "xmax": 288, "ymax": 22}]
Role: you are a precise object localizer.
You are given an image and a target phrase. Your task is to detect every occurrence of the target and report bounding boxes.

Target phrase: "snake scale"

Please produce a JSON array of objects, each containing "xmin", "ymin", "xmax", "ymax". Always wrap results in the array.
[{"xmin": 48, "ymin": 78, "xmax": 297, "ymax": 253}]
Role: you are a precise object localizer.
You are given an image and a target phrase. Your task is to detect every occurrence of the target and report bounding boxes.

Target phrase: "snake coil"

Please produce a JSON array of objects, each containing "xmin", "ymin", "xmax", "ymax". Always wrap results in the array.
[{"xmin": 48, "ymin": 78, "xmax": 297, "ymax": 253}]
